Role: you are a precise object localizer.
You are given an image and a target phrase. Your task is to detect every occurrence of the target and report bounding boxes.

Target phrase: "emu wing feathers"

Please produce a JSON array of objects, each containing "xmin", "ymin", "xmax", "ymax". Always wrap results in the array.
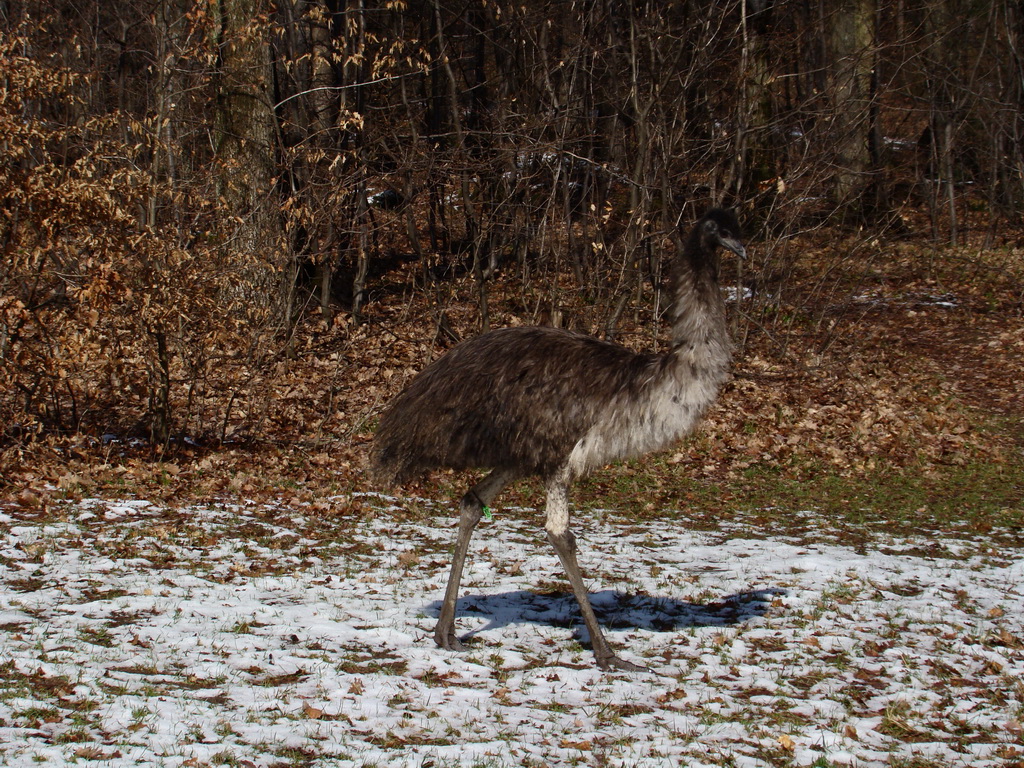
[{"xmin": 371, "ymin": 326, "xmax": 658, "ymax": 485}]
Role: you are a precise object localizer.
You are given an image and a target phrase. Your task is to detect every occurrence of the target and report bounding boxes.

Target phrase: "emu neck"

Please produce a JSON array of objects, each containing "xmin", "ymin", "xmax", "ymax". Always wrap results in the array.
[{"xmin": 668, "ymin": 252, "xmax": 729, "ymax": 367}]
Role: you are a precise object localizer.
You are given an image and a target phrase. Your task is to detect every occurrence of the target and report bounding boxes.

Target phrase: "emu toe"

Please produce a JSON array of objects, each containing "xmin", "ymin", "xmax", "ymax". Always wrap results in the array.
[
  {"xmin": 597, "ymin": 654, "xmax": 650, "ymax": 674},
  {"xmin": 434, "ymin": 626, "xmax": 469, "ymax": 652}
]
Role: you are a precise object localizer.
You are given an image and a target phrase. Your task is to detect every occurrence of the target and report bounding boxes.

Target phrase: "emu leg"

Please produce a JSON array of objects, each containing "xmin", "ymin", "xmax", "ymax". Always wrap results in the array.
[
  {"xmin": 545, "ymin": 478, "xmax": 647, "ymax": 673},
  {"xmin": 434, "ymin": 468, "xmax": 516, "ymax": 652}
]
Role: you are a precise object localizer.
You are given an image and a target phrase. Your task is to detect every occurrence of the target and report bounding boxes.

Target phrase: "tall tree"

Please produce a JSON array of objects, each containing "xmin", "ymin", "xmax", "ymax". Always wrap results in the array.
[
  {"xmin": 827, "ymin": 0, "xmax": 876, "ymax": 209},
  {"xmin": 213, "ymin": 0, "xmax": 283, "ymax": 321}
]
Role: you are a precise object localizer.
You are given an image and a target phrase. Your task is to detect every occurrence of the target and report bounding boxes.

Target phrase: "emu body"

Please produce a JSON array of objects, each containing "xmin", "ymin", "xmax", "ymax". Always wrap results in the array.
[{"xmin": 371, "ymin": 209, "xmax": 745, "ymax": 671}]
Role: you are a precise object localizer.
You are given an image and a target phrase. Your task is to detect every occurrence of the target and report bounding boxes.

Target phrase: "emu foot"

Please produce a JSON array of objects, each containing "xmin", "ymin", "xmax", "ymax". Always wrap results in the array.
[
  {"xmin": 434, "ymin": 625, "xmax": 469, "ymax": 653},
  {"xmin": 596, "ymin": 654, "xmax": 650, "ymax": 673}
]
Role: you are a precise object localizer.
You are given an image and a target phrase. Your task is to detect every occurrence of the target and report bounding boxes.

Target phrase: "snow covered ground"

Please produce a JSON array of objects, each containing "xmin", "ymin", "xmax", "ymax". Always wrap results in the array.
[{"xmin": 1, "ymin": 494, "xmax": 1021, "ymax": 767}]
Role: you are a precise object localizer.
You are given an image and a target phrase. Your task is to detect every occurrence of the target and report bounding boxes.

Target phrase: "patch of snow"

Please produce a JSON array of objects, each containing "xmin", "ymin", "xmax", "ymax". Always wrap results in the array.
[
  {"xmin": 724, "ymin": 286, "xmax": 753, "ymax": 302},
  {"xmin": 0, "ymin": 498, "xmax": 1020, "ymax": 767},
  {"xmin": 851, "ymin": 290, "xmax": 959, "ymax": 309}
]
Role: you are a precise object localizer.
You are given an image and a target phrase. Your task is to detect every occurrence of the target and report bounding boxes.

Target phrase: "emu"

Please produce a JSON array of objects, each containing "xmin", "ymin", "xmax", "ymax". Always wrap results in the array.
[{"xmin": 371, "ymin": 209, "xmax": 746, "ymax": 671}]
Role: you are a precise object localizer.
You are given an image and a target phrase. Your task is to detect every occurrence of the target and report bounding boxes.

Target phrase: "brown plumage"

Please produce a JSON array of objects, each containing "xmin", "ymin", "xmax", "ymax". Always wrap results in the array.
[{"xmin": 371, "ymin": 208, "xmax": 746, "ymax": 672}]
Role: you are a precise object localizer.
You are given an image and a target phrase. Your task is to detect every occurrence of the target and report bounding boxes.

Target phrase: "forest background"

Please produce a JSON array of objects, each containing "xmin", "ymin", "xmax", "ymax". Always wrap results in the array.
[{"xmin": 0, "ymin": 0, "xmax": 1021, "ymax": 522}]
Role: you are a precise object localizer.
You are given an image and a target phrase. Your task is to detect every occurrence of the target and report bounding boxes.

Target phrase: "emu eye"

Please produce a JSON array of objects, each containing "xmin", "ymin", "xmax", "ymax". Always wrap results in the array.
[{"xmin": 720, "ymin": 229, "xmax": 731, "ymax": 239}]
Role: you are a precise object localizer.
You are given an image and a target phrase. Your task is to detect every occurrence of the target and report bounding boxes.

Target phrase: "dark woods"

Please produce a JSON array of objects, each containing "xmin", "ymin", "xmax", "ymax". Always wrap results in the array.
[{"xmin": 1, "ymin": 0, "xmax": 1021, "ymax": 449}]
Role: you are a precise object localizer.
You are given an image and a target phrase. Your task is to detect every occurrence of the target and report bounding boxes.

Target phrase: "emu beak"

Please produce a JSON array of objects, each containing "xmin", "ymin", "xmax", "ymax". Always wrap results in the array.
[{"xmin": 720, "ymin": 237, "xmax": 746, "ymax": 260}]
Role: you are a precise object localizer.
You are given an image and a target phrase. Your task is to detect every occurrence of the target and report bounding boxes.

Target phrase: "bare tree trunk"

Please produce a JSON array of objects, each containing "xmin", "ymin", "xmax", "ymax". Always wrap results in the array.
[
  {"xmin": 432, "ymin": 0, "xmax": 491, "ymax": 331},
  {"xmin": 828, "ymin": 0, "xmax": 875, "ymax": 210},
  {"xmin": 308, "ymin": 0, "xmax": 339, "ymax": 323},
  {"xmin": 923, "ymin": 0, "xmax": 962, "ymax": 243},
  {"xmin": 342, "ymin": 0, "xmax": 372, "ymax": 321},
  {"xmin": 149, "ymin": 330, "xmax": 171, "ymax": 447},
  {"xmin": 1001, "ymin": 0, "xmax": 1024, "ymax": 218},
  {"xmin": 352, "ymin": 182, "xmax": 371, "ymax": 320},
  {"xmin": 735, "ymin": 0, "xmax": 776, "ymax": 209},
  {"xmin": 213, "ymin": 0, "xmax": 283, "ymax": 323}
]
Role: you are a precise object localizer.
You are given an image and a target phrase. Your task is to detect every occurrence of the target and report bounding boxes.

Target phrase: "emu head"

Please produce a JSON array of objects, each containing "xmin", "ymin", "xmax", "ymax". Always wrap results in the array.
[{"xmin": 699, "ymin": 209, "xmax": 746, "ymax": 260}]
